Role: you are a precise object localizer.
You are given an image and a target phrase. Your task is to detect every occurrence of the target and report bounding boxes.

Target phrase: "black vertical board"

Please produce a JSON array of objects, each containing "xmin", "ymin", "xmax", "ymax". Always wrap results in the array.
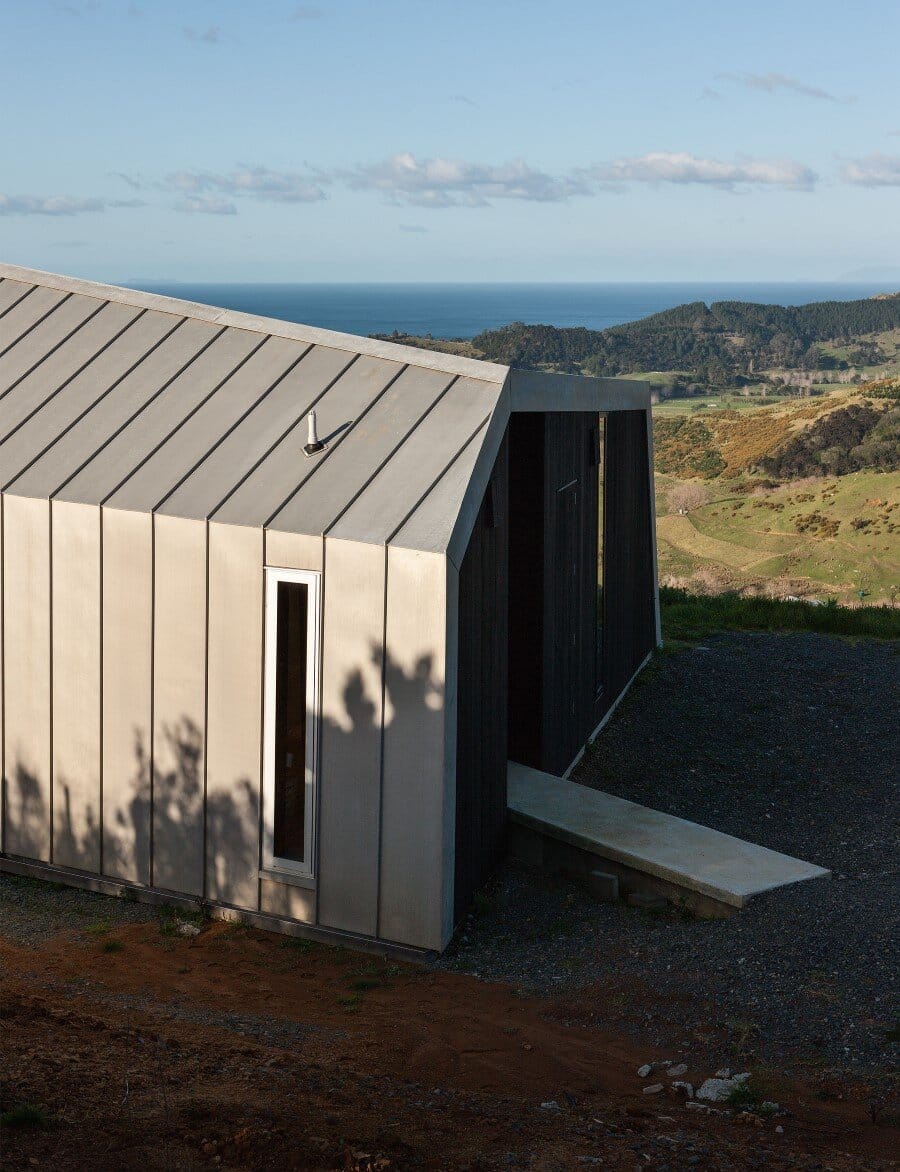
[
  {"xmin": 454, "ymin": 431, "xmax": 509, "ymax": 921},
  {"xmin": 600, "ymin": 410, "xmax": 656, "ymax": 708}
]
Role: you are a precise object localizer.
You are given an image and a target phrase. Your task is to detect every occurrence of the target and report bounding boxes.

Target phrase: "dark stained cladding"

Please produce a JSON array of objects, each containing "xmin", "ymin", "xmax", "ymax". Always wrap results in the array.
[{"xmin": 455, "ymin": 409, "xmax": 657, "ymax": 919}]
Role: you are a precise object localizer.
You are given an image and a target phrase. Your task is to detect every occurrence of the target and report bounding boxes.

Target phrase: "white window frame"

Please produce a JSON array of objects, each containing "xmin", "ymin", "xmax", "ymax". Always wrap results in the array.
[{"xmin": 262, "ymin": 567, "xmax": 321, "ymax": 880}]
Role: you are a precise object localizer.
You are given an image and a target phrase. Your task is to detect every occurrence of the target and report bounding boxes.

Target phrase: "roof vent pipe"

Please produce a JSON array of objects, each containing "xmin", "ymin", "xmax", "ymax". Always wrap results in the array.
[{"xmin": 303, "ymin": 410, "xmax": 325, "ymax": 456}]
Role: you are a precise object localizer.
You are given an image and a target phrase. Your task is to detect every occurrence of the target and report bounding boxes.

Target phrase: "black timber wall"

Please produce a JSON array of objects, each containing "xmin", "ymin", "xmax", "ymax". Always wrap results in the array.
[
  {"xmin": 508, "ymin": 409, "xmax": 656, "ymax": 776},
  {"xmin": 600, "ymin": 410, "xmax": 656, "ymax": 705},
  {"xmin": 454, "ymin": 431, "xmax": 509, "ymax": 921}
]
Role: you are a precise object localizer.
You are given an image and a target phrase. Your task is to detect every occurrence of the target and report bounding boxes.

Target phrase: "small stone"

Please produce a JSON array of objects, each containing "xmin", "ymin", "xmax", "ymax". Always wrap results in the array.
[
  {"xmin": 668, "ymin": 1064, "xmax": 688, "ymax": 1078},
  {"xmin": 540, "ymin": 1100, "xmax": 560, "ymax": 1111},
  {"xmin": 714, "ymin": 1068, "xmax": 731, "ymax": 1079},
  {"xmin": 642, "ymin": 1084, "xmax": 664, "ymax": 1095},
  {"xmin": 637, "ymin": 1064, "xmax": 653, "ymax": 1078},
  {"xmin": 775, "ymin": 1125, "xmax": 784, "ymax": 1134},
  {"xmin": 177, "ymin": 921, "xmax": 201, "ymax": 937},
  {"xmin": 671, "ymin": 1081, "xmax": 694, "ymax": 1098}
]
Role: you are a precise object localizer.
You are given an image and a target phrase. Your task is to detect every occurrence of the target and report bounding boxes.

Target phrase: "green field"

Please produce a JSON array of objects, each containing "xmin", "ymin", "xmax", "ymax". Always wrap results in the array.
[
  {"xmin": 655, "ymin": 469, "xmax": 899, "ymax": 603},
  {"xmin": 651, "ymin": 380, "xmax": 900, "ymax": 604}
]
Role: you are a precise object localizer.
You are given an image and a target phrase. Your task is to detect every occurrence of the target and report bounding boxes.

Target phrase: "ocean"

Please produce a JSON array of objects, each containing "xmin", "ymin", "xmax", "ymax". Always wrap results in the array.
[{"xmin": 134, "ymin": 281, "xmax": 897, "ymax": 341}]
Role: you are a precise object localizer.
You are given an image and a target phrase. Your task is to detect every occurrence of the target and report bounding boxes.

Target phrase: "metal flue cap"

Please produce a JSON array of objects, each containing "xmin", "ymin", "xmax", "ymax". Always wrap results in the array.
[{"xmin": 303, "ymin": 410, "xmax": 325, "ymax": 456}]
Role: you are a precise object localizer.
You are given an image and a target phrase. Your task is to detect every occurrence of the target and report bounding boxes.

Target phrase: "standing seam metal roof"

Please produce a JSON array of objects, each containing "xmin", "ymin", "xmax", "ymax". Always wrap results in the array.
[{"xmin": 0, "ymin": 265, "xmax": 508, "ymax": 555}]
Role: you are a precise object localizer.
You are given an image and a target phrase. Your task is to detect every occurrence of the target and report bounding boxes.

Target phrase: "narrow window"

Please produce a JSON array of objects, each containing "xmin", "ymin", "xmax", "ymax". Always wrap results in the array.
[
  {"xmin": 263, "ymin": 568, "xmax": 320, "ymax": 877},
  {"xmin": 596, "ymin": 415, "xmax": 606, "ymax": 693}
]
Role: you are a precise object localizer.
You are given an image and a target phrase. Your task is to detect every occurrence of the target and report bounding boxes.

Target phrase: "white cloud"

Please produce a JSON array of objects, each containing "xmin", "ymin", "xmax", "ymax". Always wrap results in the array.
[
  {"xmin": 291, "ymin": 5, "xmax": 323, "ymax": 17},
  {"xmin": 585, "ymin": 151, "xmax": 817, "ymax": 192},
  {"xmin": 344, "ymin": 152, "xmax": 589, "ymax": 207},
  {"xmin": 0, "ymin": 193, "xmax": 142, "ymax": 216},
  {"xmin": 174, "ymin": 195, "xmax": 238, "ymax": 215},
  {"xmin": 841, "ymin": 154, "xmax": 900, "ymax": 186},
  {"xmin": 166, "ymin": 166, "xmax": 327, "ymax": 204},
  {"xmin": 717, "ymin": 71, "xmax": 851, "ymax": 103}
]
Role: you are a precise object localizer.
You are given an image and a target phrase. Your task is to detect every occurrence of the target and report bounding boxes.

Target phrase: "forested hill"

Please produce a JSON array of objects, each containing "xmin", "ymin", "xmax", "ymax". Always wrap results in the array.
[{"xmin": 472, "ymin": 294, "xmax": 900, "ymax": 379}]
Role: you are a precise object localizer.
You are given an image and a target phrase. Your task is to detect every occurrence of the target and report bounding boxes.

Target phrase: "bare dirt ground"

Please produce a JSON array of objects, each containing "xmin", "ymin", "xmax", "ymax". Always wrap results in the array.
[{"xmin": 0, "ymin": 890, "xmax": 896, "ymax": 1171}]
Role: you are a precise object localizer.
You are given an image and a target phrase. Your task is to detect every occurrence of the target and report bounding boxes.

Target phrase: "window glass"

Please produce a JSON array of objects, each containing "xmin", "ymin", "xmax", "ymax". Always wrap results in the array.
[{"xmin": 273, "ymin": 581, "xmax": 308, "ymax": 862}]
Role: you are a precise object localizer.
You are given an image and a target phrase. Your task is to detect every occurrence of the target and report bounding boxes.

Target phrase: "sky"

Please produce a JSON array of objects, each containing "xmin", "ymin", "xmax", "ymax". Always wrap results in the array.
[{"xmin": 2, "ymin": 0, "xmax": 899, "ymax": 283}]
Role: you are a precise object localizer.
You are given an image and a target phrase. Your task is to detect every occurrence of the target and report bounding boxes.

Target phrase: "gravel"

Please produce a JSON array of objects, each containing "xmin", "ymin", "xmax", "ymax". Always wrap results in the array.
[
  {"xmin": 0, "ymin": 874, "xmax": 159, "ymax": 946},
  {"xmin": 436, "ymin": 633, "xmax": 899, "ymax": 1079}
]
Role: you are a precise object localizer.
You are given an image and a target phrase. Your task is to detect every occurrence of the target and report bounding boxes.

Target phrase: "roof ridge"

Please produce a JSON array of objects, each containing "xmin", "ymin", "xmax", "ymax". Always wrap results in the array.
[{"xmin": 0, "ymin": 263, "xmax": 509, "ymax": 385}]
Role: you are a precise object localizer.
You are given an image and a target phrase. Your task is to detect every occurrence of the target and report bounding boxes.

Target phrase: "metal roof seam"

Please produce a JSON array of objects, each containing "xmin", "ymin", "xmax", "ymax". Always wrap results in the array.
[
  {"xmin": 98, "ymin": 332, "xmax": 273, "ymax": 508},
  {"xmin": 0, "ymin": 264, "xmax": 508, "ymax": 385},
  {"xmin": 0, "ymin": 281, "xmax": 37, "ymax": 322},
  {"xmin": 209, "ymin": 349, "xmax": 363, "ymax": 525},
  {"xmin": 1, "ymin": 315, "xmax": 189, "ymax": 493},
  {"xmin": 148, "ymin": 340, "xmax": 316, "ymax": 514},
  {"xmin": 47, "ymin": 323, "xmax": 229, "ymax": 501},
  {"xmin": 320, "ymin": 373, "xmax": 460, "ymax": 540},
  {"xmin": 260, "ymin": 358, "xmax": 411, "ymax": 531},
  {"xmin": 0, "ymin": 297, "xmax": 109, "ymax": 406},
  {"xmin": 0, "ymin": 307, "xmax": 150, "ymax": 448},
  {"xmin": 383, "ymin": 413, "xmax": 492, "ymax": 549},
  {"xmin": 0, "ymin": 291, "xmax": 74, "ymax": 363}
]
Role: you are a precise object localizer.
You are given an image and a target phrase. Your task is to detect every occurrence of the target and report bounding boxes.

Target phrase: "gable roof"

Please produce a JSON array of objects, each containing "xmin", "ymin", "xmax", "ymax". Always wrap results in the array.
[{"xmin": 0, "ymin": 264, "xmax": 646, "ymax": 560}]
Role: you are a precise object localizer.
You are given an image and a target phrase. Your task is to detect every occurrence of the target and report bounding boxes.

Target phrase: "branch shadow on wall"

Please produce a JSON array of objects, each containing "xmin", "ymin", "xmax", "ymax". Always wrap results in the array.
[{"xmin": 3, "ymin": 648, "xmax": 445, "ymax": 924}]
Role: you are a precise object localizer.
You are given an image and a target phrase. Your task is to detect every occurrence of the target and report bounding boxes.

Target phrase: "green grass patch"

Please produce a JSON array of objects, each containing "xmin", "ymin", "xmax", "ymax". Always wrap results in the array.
[
  {"xmin": 99, "ymin": 938, "xmax": 124, "ymax": 954},
  {"xmin": 660, "ymin": 587, "xmax": 900, "ymax": 641},
  {"xmin": 1, "ymin": 1103, "xmax": 51, "ymax": 1129},
  {"xmin": 279, "ymin": 935, "xmax": 317, "ymax": 953}
]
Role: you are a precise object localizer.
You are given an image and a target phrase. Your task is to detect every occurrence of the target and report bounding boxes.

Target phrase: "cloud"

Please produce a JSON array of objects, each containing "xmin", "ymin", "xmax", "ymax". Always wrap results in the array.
[
  {"xmin": 717, "ymin": 71, "xmax": 851, "ymax": 103},
  {"xmin": 166, "ymin": 165, "xmax": 327, "ymax": 204},
  {"xmin": 343, "ymin": 152, "xmax": 589, "ymax": 207},
  {"xmin": 584, "ymin": 151, "xmax": 817, "ymax": 191},
  {"xmin": 700, "ymin": 86, "xmax": 722, "ymax": 101},
  {"xmin": 174, "ymin": 196, "xmax": 238, "ymax": 215},
  {"xmin": 0, "ymin": 193, "xmax": 143, "ymax": 216},
  {"xmin": 183, "ymin": 25, "xmax": 221, "ymax": 44},
  {"xmin": 450, "ymin": 94, "xmax": 478, "ymax": 108},
  {"xmin": 291, "ymin": 4, "xmax": 323, "ymax": 17},
  {"xmin": 841, "ymin": 154, "xmax": 900, "ymax": 187}
]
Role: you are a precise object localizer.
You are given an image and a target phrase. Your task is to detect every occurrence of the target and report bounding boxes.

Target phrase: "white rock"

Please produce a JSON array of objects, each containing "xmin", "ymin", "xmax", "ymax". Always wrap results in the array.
[
  {"xmin": 637, "ymin": 1064, "xmax": 653, "ymax": 1078},
  {"xmin": 714, "ymin": 1068, "xmax": 731, "ymax": 1079},
  {"xmin": 697, "ymin": 1078, "xmax": 739, "ymax": 1103},
  {"xmin": 671, "ymin": 1081, "xmax": 694, "ymax": 1098},
  {"xmin": 540, "ymin": 1101, "xmax": 560, "ymax": 1111},
  {"xmin": 775, "ymin": 1125, "xmax": 784, "ymax": 1134},
  {"xmin": 642, "ymin": 1084, "xmax": 664, "ymax": 1095},
  {"xmin": 668, "ymin": 1063, "xmax": 688, "ymax": 1078},
  {"xmin": 177, "ymin": 921, "xmax": 201, "ymax": 937}
]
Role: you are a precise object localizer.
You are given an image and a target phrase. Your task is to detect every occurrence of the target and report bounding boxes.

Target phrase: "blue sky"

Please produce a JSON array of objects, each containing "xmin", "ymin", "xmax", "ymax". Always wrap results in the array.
[{"xmin": 2, "ymin": 0, "xmax": 899, "ymax": 282}]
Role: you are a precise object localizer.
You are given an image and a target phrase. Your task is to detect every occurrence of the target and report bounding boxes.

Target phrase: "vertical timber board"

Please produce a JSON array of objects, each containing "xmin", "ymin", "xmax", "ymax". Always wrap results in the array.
[
  {"xmin": 102, "ymin": 508, "xmax": 153, "ymax": 884},
  {"xmin": 380, "ymin": 547, "xmax": 449, "ymax": 950},
  {"xmin": 2, "ymin": 494, "xmax": 51, "ymax": 860},
  {"xmin": 51, "ymin": 501, "xmax": 101, "ymax": 871},
  {"xmin": 317, "ymin": 536, "xmax": 384, "ymax": 937},
  {"xmin": 206, "ymin": 522, "xmax": 263, "ymax": 910},
  {"xmin": 152, "ymin": 513, "xmax": 207, "ymax": 896}
]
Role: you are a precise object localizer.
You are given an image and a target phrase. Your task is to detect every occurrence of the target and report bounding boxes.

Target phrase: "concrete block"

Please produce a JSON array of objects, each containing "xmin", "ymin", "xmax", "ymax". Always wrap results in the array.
[{"xmin": 586, "ymin": 870, "xmax": 619, "ymax": 903}]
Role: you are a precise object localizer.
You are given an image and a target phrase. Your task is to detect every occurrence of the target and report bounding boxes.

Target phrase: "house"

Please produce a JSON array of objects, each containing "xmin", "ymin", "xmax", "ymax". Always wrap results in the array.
[{"xmin": 0, "ymin": 264, "xmax": 658, "ymax": 954}]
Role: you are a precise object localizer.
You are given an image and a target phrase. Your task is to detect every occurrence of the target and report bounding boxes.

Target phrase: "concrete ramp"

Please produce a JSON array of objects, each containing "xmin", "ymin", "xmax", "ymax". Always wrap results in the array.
[{"xmin": 508, "ymin": 762, "xmax": 830, "ymax": 911}]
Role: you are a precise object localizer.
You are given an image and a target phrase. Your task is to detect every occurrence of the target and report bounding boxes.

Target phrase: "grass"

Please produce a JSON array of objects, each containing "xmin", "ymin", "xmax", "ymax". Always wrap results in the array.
[
  {"xmin": 660, "ymin": 587, "xmax": 900, "ymax": 642},
  {"xmin": 99, "ymin": 938, "xmax": 124, "ymax": 953}
]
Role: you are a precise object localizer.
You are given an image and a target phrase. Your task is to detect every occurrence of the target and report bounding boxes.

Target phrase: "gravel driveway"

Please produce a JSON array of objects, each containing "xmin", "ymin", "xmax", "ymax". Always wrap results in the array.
[{"xmin": 437, "ymin": 633, "xmax": 899, "ymax": 1080}]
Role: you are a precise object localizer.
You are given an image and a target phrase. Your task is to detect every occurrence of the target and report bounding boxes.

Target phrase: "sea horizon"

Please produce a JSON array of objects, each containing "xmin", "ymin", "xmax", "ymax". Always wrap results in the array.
[{"xmin": 132, "ymin": 279, "xmax": 899, "ymax": 341}]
